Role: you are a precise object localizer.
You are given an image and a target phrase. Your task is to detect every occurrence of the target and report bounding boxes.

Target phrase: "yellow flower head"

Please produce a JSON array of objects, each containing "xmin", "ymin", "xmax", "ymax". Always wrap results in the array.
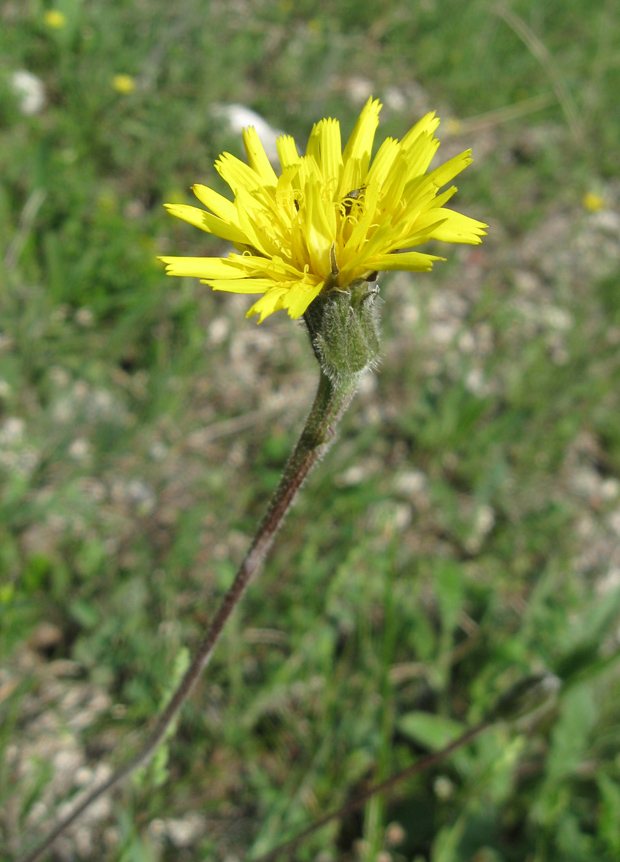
[
  {"xmin": 112, "ymin": 74, "xmax": 136, "ymax": 94},
  {"xmin": 44, "ymin": 9, "xmax": 67, "ymax": 28},
  {"xmin": 582, "ymin": 191, "xmax": 605, "ymax": 213},
  {"xmin": 160, "ymin": 98, "xmax": 487, "ymax": 323}
]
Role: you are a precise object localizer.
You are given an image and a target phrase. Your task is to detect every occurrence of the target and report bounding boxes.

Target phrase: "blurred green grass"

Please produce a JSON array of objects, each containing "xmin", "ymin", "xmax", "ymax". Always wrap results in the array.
[{"xmin": 1, "ymin": 1, "xmax": 620, "ymax": 860}]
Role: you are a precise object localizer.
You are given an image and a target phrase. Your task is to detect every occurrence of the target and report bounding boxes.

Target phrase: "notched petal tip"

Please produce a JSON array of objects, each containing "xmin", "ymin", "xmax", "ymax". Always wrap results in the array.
[
  {"xmin": 362, "ymin": 94, "xmax": 383, "ymax": 114},
  {"xmin": 157, "ymin": 255, "xmax": 176, "ymax": 275}
]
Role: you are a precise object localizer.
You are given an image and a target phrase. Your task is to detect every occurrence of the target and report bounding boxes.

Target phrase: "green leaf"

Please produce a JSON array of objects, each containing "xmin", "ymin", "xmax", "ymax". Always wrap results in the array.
[
  {"xmin": 598, "ymin": 774, "xmax": 620, "ymax": 855},
  {"xmin": 434, "ymin": 560, "xmax": 465, "ymax": 638},
  {"xmin": 68, "ymin": 599, "xmax": 99, "ymax": 630},
  {"xmin": 545, "ymin": 685, "xmax": 598, "ymax": 786},
  {"xmin": 431, "ymin": 816, "xmax": 466, "ymax": 862},
  {"xmin": 398, "ymin": 711, "xmax": 465, "ymax": 751}
]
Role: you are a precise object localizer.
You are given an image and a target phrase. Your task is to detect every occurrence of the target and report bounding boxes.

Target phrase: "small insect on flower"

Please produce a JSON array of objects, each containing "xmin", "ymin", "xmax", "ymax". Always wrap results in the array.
[
  {"xmin": 343, "ymin": 187, "xmax": 364, "ymax": 203},
  {"xmin": 159, "ymin": 98, "xmax": 486, "ymax": 323}
]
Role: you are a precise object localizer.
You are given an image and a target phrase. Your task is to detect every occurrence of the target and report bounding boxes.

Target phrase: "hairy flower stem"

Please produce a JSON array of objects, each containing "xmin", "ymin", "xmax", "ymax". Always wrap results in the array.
[{"xmin": 18, "ymin": 367, "xmax": 359, "ymax": 862}]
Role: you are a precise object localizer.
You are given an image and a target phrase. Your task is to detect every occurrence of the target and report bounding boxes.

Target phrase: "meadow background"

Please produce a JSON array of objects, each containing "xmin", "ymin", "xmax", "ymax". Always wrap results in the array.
[{"xmin": 2, "ymin": 0, "xmax": 620, "ymax": 860}]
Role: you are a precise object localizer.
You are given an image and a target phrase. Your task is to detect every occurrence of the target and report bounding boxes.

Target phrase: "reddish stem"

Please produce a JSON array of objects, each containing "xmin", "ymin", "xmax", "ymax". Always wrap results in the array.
[{"xmin": 18, "ymin": 369, "xmax": 358, "ymax": 862}]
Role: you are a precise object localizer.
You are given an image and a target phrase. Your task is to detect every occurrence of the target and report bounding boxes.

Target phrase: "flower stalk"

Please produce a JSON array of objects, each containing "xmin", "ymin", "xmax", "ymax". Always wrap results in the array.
[{"xmin": 17, "ymin": 289, "xmax": 378, "ymax": 862}]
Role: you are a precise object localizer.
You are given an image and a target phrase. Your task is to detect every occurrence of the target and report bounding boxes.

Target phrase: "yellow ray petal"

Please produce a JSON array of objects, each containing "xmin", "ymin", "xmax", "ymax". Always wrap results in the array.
[
  {"xmin": 338, "ymin": 158, "xmax": 364, "ymax": 202},
  {"xmin": 433, "ymin": 185, "xmax": 458, "ymax": 208},
  {"xmin": 307, "ymin": 117, "xmax": 342, "ymax": 185},
  {"xmin": 242, "ymin": 126, "xmax": 278, "ymax": 186},
  {"xmin": 401, "ymin": 133, "xmax": 441, "ymax": 182},
  {"xmin": 304, "ymin": 180, "xmax": 335, "ymax": 277},
  {"xmin": 366, "ymin": 137, "xmax": 399, "ymax": 188},
  {"xmin": 399, "ymin": 111, "xmax": 440, "ymax": 148},
  {"xmin": 379, "ymin": 149, "xmax": 409, "ymax": 212},
  {"xmin": 390, "ymin": 218, "xmax": 450, "ymax": 250},
  {"xmin": 234, "ymin": 187, "xmax": 276, "ymax": 256},
  {"xmin": 426, "ymin": 209, "xmax": 487, "ymax": 244},
  {"xmin": 215, "ymin": 152, "xmax": 268, "ymax": 194},
  {"xmin": 208, "ymin": 277, "xmax": 273, "ymax": 294},
  {"xmin": 158, "ymin": 255, "xmax": 247, "ymax": 278},
  {"xmin": 427, "ymin": 150, "xmax": 473, "ymax": 189},
  {"xmin": 282, "ymin": 279, "xmax": 325, "ymax": 317},
  {"xmin": 192, "ymin": 184, "xmax": 239, "ymax": 223},
  {"xmin": 246, "ymin": 286, "xmax": 291, "ymax": 322},
  {"xmin": 320, "ymin": 118, "xmax": 343, "ymax": 184},
  {"xmin": 339, "ymin": 221, "xmax": 395, "ymax": 279},
  {"xmin": 341, "ymin": 96, "xmax": 382, "ymax": 178},
  {"xmin": 163, "ymin": 204, "xmax": 248, "ymax": 244},
  {"xmin": 370, "ymin": 251, "xmax": 444, "ymax": 271},
  {"xmin": 342, "ymin": 184, "xmax": 380, "ymax": 254},
  {"xmin": 305, "ymin": 121, "xmax": 322, "ymax": 165},
  {"xmin": 277, "ymin": 135, "xmax": 300, "ymax": 170}
]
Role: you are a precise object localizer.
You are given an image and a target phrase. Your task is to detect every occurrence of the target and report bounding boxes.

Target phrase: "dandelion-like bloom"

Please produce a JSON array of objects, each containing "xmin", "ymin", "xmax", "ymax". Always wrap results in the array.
[
  {"xmin": 112, "ymin": 74, "xmax": 136, "ymax": 94},
  {"xmin": 160, "ymin": 98, "xmax": 486, "ymax": 322},
  {"xmin": 582, "ymin": 192, "xmax": 605, "ymax": 213},
  {"xmin": 44, "ymin": 9, "xmax": 67, "ymax": 28}
]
